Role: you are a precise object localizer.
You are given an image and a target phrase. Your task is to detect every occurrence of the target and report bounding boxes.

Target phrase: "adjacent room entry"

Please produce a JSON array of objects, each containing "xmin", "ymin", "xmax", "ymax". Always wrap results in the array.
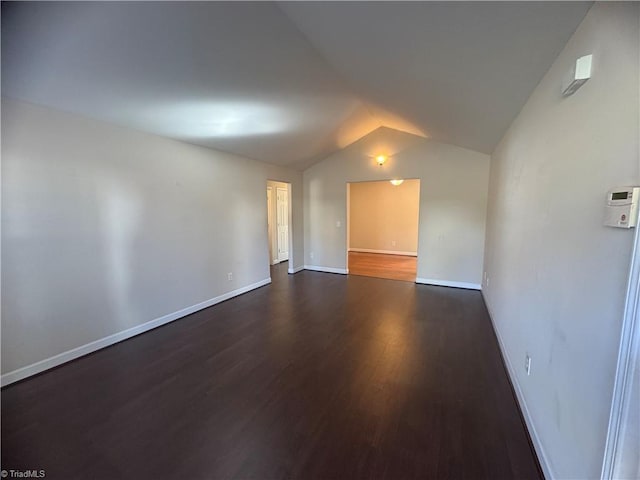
[
  {"xmin": 276, "ymin": 187, "xmax": 289, "ymax": 262},
  {"xmin": 347, "ymin": 179, "xmax": 420, "ymax": 282},
  {"xmin": 267, "ymin": 181, "xmax": 290, "ymax": 267}
]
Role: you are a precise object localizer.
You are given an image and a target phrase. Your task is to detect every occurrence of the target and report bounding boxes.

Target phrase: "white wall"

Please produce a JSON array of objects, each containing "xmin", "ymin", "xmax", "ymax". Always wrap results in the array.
[
  {"xmin": 483, "ymin": 3, "xmax": 639, "ymax": 479},
  {"xmin": 304, "ymin": 127, "xmax": 489, "ymax": 286},
  {"xmin": 348, "ymin": 179, "xmax": 420, "ymax": 255},
  {"xmin": 1, "ymin": 98, "xmax": 304, "ymax": 381},
  {"xmin": 266, "ymin": 180, "xmax": 289, "ymax": 265}
]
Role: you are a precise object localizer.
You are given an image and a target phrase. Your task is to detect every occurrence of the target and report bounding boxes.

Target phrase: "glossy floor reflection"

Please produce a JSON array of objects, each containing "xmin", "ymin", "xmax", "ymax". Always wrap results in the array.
[{"xmin": 1, "ymin": 264, "xmax": 542, "ymax": 479}]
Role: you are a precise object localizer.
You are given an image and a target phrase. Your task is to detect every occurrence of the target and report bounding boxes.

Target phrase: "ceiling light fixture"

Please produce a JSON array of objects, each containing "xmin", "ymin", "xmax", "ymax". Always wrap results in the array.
[
  {"xmin": 376, "ymin": 155, "xmax": 387, "ymax": 166},
  {"xmin": 390, "ymin": 179, "xmax": 404, "ymax": 186}
]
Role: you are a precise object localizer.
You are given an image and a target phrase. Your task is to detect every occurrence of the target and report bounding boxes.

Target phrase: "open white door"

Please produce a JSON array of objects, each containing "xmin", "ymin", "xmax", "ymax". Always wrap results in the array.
[
  {"xmin": 276, "ymin": 187, "xmax": 289, "ymax": 262},
  {"xmin": 267, "ymin": 187, "xmax": 275, "ymax": 264}
]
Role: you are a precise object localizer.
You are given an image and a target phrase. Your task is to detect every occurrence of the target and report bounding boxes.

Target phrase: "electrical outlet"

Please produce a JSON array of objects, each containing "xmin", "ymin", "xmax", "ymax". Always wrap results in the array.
[
  {"xmin": 391, "ymin": 240, "xmax": 396, "ymax": 247},
  {"xmin": 310, "ymin": 252, "xmax": 314, "ymax": 260},
  {"xmin": 525, "ymin": 354, "xmax": 531, "ymax": 376},
  {"xmin": 227, "ymin": 272, "xmax": 233, "ymax": 281},
  {"xmin": 336, "ymin": 220, "xmax": 341, "ymax": 228}
]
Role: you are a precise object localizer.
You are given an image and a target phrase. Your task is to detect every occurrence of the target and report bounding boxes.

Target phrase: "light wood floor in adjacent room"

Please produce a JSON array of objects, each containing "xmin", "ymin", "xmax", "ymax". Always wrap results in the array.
[{"xmin": 348, "ymin": 251, "xmax": 417, "ymax": 282}]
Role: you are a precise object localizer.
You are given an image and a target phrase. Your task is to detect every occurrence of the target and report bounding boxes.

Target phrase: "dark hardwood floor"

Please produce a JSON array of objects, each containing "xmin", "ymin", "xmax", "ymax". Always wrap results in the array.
[{"xmin": 1, "ymin": 264, "xmax": 542, "ymax": 480}]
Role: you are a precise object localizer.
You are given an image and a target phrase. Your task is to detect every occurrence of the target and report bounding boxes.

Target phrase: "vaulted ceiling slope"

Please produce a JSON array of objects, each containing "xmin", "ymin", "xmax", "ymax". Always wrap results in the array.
[{"xmin": 1, "ymin": 2, "xmax": 591, "ymax": 169}]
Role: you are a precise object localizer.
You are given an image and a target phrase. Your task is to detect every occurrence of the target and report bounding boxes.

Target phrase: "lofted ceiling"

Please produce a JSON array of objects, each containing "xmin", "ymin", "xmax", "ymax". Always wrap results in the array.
[{"xmin": 1, "ymin": 2, "xmax": 591, "ymax": 169}]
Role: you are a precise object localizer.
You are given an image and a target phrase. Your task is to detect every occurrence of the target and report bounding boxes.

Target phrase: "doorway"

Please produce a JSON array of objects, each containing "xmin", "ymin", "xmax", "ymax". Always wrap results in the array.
[
  {"xmin": 276, "ymin": 186, "xmax": 289, "ymax": 263},
  {"xmin": 266, "ymin": 180, "xmax": 291, "ymax": 274},
  {"xmin": 347, "ymin": 179, "xmax": 420, "ymax": 282}
]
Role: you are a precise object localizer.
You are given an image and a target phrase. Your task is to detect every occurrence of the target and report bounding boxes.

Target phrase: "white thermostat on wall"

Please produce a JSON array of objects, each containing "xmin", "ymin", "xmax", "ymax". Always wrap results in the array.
[{"xmin": 604, "ymin": 187, "xmax": 640, "ymax": 228}]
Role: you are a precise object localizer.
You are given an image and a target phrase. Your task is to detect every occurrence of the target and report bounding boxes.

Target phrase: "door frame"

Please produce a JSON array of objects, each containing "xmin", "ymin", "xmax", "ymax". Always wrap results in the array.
[
  {"xmin": 276, "ymin": 186, "xmax": 289, "ymax": 263},
  {"xmin": 266, "ymin": 186, "xmax": 275, "ymax": 264},
  {"xmin": 266, "ymin": 180, "xmax": 294, "ymax": 273},
  {"xmin": 345, "ymin": 179, "xmax": 421, "ymax": 281},
  {"xmin": 602, "ymin": 220, "xmax": 640, "ymax": 478}
]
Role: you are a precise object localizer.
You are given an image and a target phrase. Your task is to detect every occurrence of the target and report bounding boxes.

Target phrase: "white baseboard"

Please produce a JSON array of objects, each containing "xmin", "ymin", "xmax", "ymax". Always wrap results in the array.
[
  {"xmin": 0, "ymin": 278, "xmax": 272, "ymax": 387},
  {"xmin": 304, "ymin": 265, "xmax": 348, "ymax": 275},
  {"xmin": 483, "ymin": 293, "xmax": 553, "ymax": 480},
  {"xmin": 348, "ymin": 248, "xmax": 417, "ymax": 257},
  {"xmin": 415, "ymin": 278, "xmax": 481, "ymax": 290},
  {"xmin": 288, "ymin": 265, "xmax": 304, "ymax": 274}
]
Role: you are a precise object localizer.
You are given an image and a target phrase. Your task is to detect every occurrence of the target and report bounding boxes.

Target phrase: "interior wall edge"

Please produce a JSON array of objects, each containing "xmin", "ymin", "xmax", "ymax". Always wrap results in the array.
[
  {"xmin": 482, "ymin": 292, "xmax": 554, "ymax": 480},
  {"xmin": 414, "ymin": 278, "xmax": 481, "ymax": 290},
  {"xmin": 601, "ymin": 221, "xmax": 640, "ymax": 479},
  {"xmin": 303, "ymin": 265, "xmax": 348, "ymax": 275},
  {"xmin": 0, "ymin": 278, "xmax": 272, "ymax": 387},
  {"xmin": 348, "ymin": 248, "xmax": 418, "ymax": 257}
]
